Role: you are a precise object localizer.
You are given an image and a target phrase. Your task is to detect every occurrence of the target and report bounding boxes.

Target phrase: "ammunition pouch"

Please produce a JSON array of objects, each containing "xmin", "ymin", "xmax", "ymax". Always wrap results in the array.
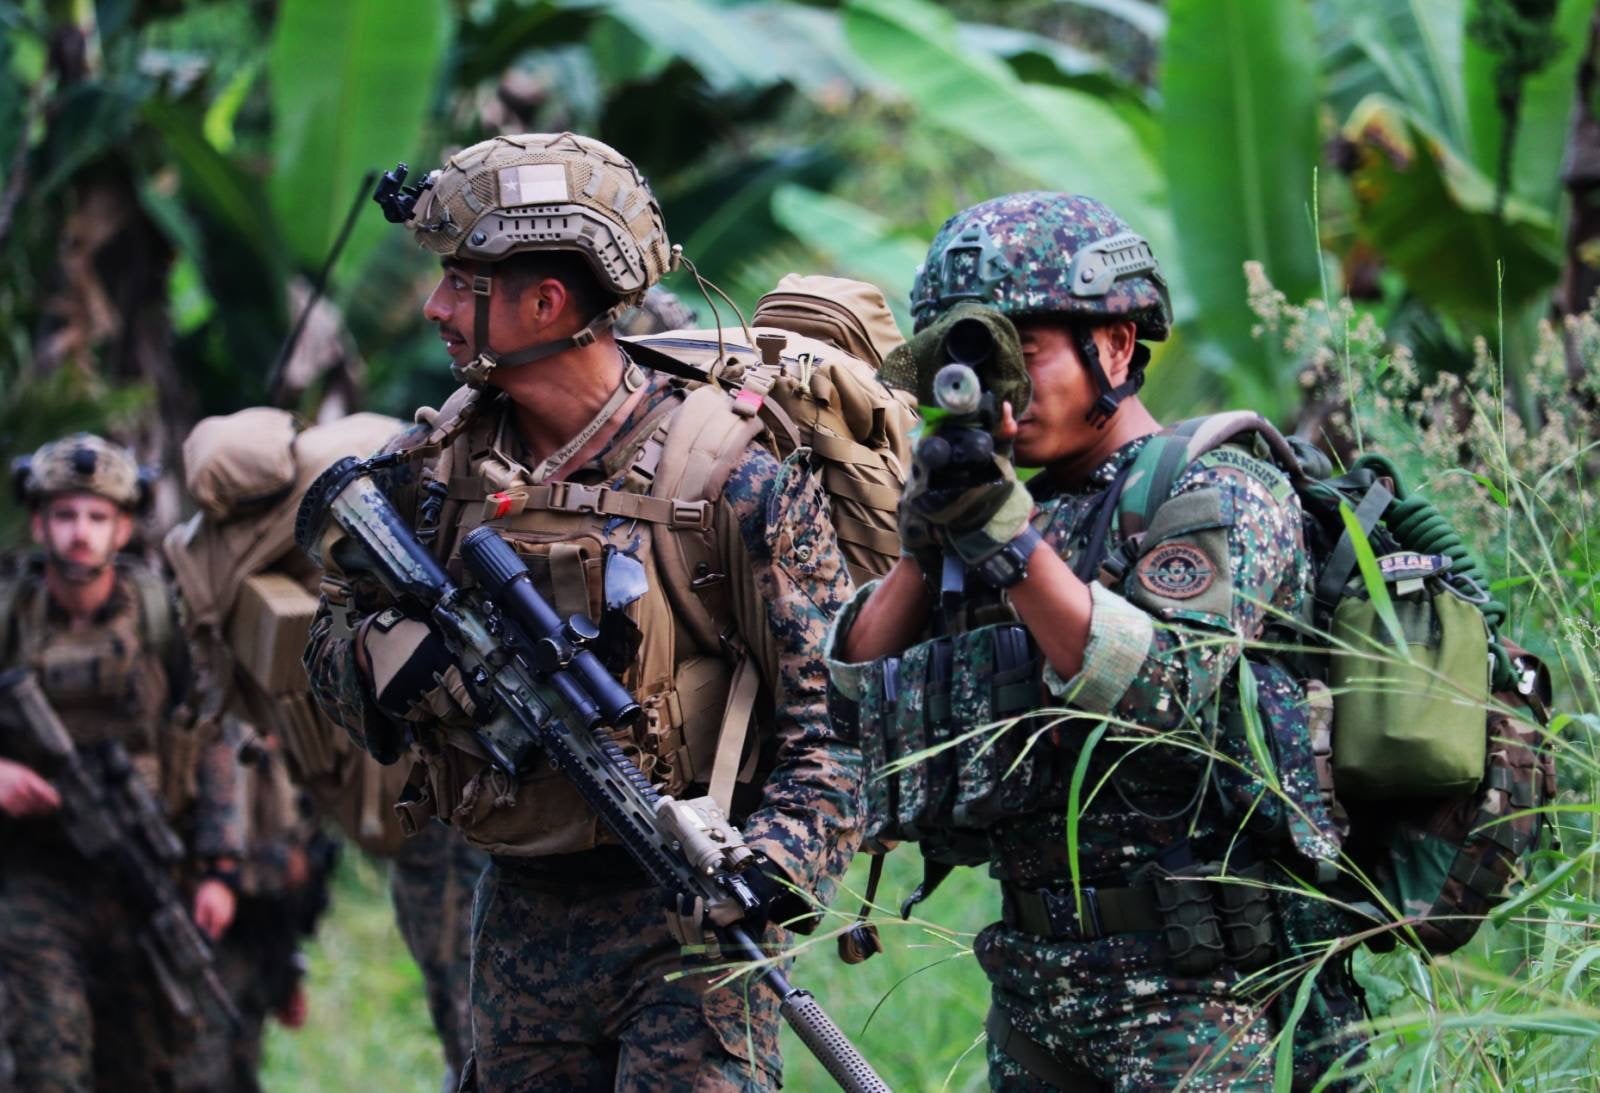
[
  {"xmin": 858, "ymin": 623, "xmax": 1062, "ymax": 846},
  {"xmin": 1000, "ymin": 861, "xmax": 1280, "ymax": 976},
  {"xmin": 1145, "ymin": 865, "xmax": 1227, "ymax": 976}
]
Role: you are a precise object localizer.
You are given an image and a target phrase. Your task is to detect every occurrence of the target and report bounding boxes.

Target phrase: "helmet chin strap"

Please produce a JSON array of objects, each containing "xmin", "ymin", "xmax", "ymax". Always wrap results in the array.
[
  {"xmin": 1075, "ymin": 326, "xmax": 1147, "ymax": 430},
  {"xmin": 451, "ymin": 271, "xmax": 628, "ymax": 388},
  {"xmin": 47, "ymin": 549, "xmax": 109, "ymax": 585}
]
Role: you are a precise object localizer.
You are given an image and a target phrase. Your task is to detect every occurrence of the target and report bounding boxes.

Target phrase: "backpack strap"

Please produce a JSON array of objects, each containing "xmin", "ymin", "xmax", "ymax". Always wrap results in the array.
[
  {"xmin": 1104, "ymin": 412, "xmax": 1305, "ymax": 583},
  {"xmin": 648, "ymin": 384, "xmax": 770, "ymax": 812},
  {"xmin": 0, "ymin": 565, "xmax": 25, "ymax": 665},
  {"xmin": 124, "ymin": 561, "xmax": 179, "ymax": 675},
  {"xmin": 410, "ymin": 385, "xmax": 488, "ymax": 562}
]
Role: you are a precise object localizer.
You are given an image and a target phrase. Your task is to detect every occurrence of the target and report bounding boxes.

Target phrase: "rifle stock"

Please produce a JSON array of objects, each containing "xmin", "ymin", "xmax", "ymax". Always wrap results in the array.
[
  {"xmin": 298, "ymin": 457, "xmax": 892, "ymax": 1093},
  {"xmin": 0, "ymin": 669, "xmax": 240, "ymax": 1032}
]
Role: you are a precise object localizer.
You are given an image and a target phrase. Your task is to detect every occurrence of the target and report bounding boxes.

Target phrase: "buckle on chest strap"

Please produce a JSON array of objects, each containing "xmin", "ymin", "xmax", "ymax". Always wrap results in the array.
[{"xmin": 547, "ymin": 480, "xmax": 607, "ymax": 515}]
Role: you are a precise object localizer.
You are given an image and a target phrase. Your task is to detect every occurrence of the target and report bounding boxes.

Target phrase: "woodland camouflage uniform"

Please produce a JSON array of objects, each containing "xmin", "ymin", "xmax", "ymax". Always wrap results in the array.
[
  {"xmin": 304, "ymin": 134, "xmax": 862, "ymax": 1091},
  {"xmin": 829, "ymin": 194, "xmax": 1364, "ymax": 1091},
  {"xmin": 0, "ymin": 435, "xmax": 245, "ymax": 1093},
  {"xmin": 164, "ymin": 407, "xmax": 482, "ymax": 1087}
]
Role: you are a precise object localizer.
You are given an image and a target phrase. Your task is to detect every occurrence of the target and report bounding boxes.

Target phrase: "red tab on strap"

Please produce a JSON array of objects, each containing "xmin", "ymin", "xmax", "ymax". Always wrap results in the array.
[{"xmin": 733, "ymin": 389, "xmax": 765, "ymax": 417}]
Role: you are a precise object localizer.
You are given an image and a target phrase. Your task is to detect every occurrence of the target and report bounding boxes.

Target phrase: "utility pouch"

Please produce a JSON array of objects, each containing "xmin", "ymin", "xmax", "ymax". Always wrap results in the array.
[
  {"xmin": 393, "ymin": 763, "xmax": 436, "ymax": 838},
  {"xmin": 922, "ymin": 638, "xmax": 957, "ymax": 822},
  {"xmin": 1146, "ymin": 864, "xmax": 1227, "ymax": 976},
  {"xmin": 857, "ymin": 657, "xmax": 895, "ymax": 837},
  {"xmin": 1331, "ymin": 582, "xmax": 1489, "ymax": 798},
  {"xmin": 1214, "ymin": 862, "xmax": 1278, "ymax": 970}
]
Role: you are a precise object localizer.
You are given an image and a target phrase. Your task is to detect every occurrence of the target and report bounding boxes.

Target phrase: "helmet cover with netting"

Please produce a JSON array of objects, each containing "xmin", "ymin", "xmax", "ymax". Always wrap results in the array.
[{"xmin": 410, "ymin": 132, "xmax": 673, "ymax": 308}]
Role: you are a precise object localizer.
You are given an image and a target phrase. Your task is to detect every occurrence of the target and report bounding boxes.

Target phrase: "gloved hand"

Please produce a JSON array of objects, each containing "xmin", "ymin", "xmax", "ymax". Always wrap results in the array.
[
  {"xmin": 662, "ymin": 859, "xmax": 810, "ymax": 951},
  {"xmin": 903, "ymin": 431, "xmax": 1034, "ymax": 566},
  {"xmin": 357, "ymin": 609, "xmax": 477, "ymax": 726}
]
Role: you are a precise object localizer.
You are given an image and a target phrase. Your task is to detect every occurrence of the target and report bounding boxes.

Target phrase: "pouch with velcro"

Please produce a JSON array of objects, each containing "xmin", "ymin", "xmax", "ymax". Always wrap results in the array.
[{"xmin": 1329, "ymin": 558, "xmax": 1489, "ymax": 798}]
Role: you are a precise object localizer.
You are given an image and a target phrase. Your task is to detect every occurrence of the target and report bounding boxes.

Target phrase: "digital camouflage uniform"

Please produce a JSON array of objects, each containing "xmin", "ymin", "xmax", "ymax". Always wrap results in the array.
[
  {"xmin": 390, "ymin": 819, "xmax": 481, "ymax": 1078},
  {"xmin": 829, "ymin": 193, "xmax": 1364, "ymax": 1091},
  {"xmin": 0, "ymin": 556, "xmax": 244, "ymax": 1093}
]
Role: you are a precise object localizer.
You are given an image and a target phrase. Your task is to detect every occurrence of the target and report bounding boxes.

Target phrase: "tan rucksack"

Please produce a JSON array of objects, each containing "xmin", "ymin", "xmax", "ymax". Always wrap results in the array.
[
  {"xmin": 164, "ymin": 409, "xmax": 412, "ymax": 857},
  {"xmin": 624, "ymin": 273, "xmax": 918, "ymax": 591}
]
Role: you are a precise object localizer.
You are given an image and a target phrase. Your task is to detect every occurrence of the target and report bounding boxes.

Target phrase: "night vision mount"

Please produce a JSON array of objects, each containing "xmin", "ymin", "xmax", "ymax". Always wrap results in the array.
[{"xmin": 373, "ymin": 162, "xmax": 433, "ymax": 224}]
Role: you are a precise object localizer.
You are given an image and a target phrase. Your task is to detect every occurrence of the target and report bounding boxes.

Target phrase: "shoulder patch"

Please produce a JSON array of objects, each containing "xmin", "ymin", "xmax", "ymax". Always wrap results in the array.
[{"xmin": 1137, "ymin": 542, "xmax": 1217, "ymax": 600}]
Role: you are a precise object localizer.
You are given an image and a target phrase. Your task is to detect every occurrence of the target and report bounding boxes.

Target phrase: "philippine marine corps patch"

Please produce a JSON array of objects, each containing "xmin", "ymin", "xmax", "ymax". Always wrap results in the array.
[{"xmin": 1137, "ymin": 542, "xmax": 1215, "ymax": 600}]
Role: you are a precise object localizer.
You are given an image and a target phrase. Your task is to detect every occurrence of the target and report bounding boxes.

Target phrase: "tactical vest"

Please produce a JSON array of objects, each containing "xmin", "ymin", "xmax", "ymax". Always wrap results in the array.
[
  {"xmin": 0, "ymin": 557, "xmax": 184, "ymax": 810},
  {"xmin": 401, "ymin": 375, "xmax": 775, "ymax": 857}
]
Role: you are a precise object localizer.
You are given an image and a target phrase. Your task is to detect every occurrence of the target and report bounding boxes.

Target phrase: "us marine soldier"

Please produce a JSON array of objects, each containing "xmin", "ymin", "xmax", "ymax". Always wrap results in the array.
[
  {"xmin": 165, "ymin": 407, "xmax": 481, "ymax": 1091},
  {"xmin": 826, "ymin": 194, "xmax": 1364, "ymax": 1089},
  {"xmin": 303, "ymin": 132, "xmax": 862, "ymax": 1090},
  {"xmin": 0, "ymin": 433, "xmax": 243, "ymax": 1092}
]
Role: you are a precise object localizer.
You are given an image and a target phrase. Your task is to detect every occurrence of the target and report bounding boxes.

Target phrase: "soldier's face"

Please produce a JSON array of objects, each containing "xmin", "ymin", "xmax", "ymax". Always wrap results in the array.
[
  {"xmin": 423, "ymin": 261, "xmax": 491, "ymax": 366},
  {"xmin": 1011, "ymin": 319, "xmax": 1132, "ymax": 465},
  {"xmin": 31, "ymin": 493, "xmax": 132, "ymax": 579}
]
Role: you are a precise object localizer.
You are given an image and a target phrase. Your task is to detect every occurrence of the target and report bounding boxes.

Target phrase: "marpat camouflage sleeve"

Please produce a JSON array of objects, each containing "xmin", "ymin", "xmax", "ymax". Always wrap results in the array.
[
  {"xmin": 302, "ymin": 424, "xmax": 430, "ymax": 759},
  {"xmin": 1045, "ymin": 449, "xmax": 1309, "ymax": 731},
  {"xmin": 189, "ymin": 736, "xmax": 246, "ymax": 860},
  {"xmin": 718, "ymin": 445, "xmax": 863, "ymax": 907}
]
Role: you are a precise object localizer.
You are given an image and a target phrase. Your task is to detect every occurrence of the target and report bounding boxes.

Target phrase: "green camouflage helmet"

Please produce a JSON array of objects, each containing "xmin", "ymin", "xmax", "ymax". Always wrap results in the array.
[
  {"xmin": 12, "ymin": 433, "xmax": 146, "ymax": 511},
  {"xmin": 409, "ymin": 132, "xmax": 674, "ymax": 307},
  {"xmin": 909, "ymin": 192, "xmax": 1171, "ymax": 340}
]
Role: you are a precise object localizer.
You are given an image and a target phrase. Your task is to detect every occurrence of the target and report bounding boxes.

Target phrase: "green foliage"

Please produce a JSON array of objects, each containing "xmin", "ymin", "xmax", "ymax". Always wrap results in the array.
[
  {"xmin": 266, "ymin": 0, "xmax": 451, "ymax": 285},
  {"xmin": 1162, "ymin": 0, "xmax": 1321, "ymax": 411},
  {"xmin": 842, "ymin": 0, "xmax": 1182, "ymax": 317}
]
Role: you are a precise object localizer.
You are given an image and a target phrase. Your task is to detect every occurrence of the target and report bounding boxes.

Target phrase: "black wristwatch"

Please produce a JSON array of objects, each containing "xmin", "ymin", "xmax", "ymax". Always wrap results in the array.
[{"xmin": 976, "ymin": 525, "xmax": 1044, "ymax": 590}]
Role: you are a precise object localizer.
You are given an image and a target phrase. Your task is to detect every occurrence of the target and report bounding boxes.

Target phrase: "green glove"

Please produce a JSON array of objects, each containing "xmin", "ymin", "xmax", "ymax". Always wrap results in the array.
[{"xmin": 903, "ymin": 437, "xmax": 1034, "ymax": 565}]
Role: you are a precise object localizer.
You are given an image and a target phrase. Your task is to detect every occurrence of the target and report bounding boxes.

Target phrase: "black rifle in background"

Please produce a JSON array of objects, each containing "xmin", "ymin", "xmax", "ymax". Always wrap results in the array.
[{"xmin": 0, "ymin": 669, "xmax": 240, "ymax": 1032}]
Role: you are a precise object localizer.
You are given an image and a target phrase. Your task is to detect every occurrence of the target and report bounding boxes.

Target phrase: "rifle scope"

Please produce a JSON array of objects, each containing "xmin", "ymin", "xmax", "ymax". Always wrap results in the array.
[{"xmin": 459, "ymin": 526, "xmax": 640, "ymax": 730}]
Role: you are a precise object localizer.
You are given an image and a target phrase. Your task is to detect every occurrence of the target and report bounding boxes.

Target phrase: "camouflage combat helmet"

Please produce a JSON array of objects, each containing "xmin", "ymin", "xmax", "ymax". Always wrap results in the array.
[
  {"xmin": 12, "ymin": 433, "xmax": 146, "ymax": 512},
  {"xmin": 376, "ymin": 132, "xmax": 678, "ymax": 385},
  {"xmin": 910, "ymin": 192, "xmax": 1171, "ymax": 426}
]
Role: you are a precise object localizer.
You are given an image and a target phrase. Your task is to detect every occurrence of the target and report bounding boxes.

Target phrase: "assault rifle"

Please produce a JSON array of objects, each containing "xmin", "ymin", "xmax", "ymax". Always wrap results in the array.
[
  {"xmin": 0, "ymin": 670, "xmax": 240, "ymax": 1032},
  {"xmin": 295, "ymin": 457, "xmax": 892, "ymax": 1093},
  {"xmin": 909, "ymin": 305, "xmax": 1031, "ymax": 613}
]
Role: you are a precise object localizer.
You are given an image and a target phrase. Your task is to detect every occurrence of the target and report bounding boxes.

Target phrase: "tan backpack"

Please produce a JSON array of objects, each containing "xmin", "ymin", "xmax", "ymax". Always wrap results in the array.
[
  {"xmin": 624, "ymin": 273, "xmax": 918, "ymax": 591},
  {"xmin": 164, "ymin": 409, "xmax": 412, "ymax": 857}
]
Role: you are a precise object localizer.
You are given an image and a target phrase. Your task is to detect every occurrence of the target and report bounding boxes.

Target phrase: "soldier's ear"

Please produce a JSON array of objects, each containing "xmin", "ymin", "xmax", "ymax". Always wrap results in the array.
[{"xmin": 1097, "ymin": 320, "xmax": 1139, "ymax": 385}]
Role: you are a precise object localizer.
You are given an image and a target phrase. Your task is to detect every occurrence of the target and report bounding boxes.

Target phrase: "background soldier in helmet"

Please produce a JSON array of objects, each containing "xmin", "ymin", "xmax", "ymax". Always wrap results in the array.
[
  {"xmin": 166, "ymin": 408, "xmax": 481, "ymax": 1092},
  {"xmin": 0, "ymin": 434, "xmax": 244, "ymax": 1092},
  {"xmin": 304, "ymin": 133, "xmax": 863, "ymax": 1090},
  {"xmin": 827, "ymin": 193, "xmax": 1364, "ymax": 1089}
]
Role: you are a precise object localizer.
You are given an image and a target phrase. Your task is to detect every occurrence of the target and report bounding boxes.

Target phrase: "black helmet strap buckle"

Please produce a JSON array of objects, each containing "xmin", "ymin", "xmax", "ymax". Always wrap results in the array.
[{"xmin": 1076, "ymin": 325, "xmax": 1144, "ymax": 430}]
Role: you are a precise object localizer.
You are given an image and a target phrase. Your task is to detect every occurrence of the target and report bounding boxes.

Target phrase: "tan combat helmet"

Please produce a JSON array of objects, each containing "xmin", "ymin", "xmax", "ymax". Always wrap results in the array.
[
  {"xmin": 380, "ymin": 132, "xmax": 678, "ymax": 386},
  {"xmin": 12, "ymin": 433, "xmax": 147, "ymax": 512}
]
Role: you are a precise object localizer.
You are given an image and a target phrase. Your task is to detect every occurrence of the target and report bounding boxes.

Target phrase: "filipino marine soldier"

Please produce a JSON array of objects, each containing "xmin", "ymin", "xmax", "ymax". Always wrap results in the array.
[
  {"xmin": 825, "ymin": 193, "xmax": 1365, "ymax": 1090},
  {"xmin": 0, "ymin": 433, "xmax": 243, "ymax": 1093},
  {"xmin": 303, "ymin": 132, "xmax": 862, "ymax": 1091}
]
